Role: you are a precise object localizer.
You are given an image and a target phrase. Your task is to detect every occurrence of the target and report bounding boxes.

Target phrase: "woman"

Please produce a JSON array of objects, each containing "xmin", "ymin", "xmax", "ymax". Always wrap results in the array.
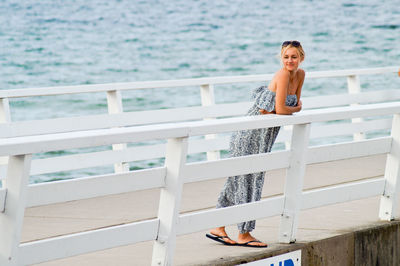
[{"xmin": 206, "ymin": 41, "xmax": 305, "ymax": 247}]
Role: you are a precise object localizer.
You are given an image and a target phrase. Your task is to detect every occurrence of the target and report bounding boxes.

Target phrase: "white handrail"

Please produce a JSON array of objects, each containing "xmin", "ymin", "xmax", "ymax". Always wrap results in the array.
[
  {"xmin": 1, "ymin": 89, "xmax": 399, "ymax": 139},
  {"xmin": 0, "ymin": 102, "xmax": 399, "ymax": 157},
  {"xmin": 0, "ymin": 66, "xmax": 397, "ymax": 98},
  {"xmin": 0, "ymin": 66, "xmax": 398, "ymax": 184}
]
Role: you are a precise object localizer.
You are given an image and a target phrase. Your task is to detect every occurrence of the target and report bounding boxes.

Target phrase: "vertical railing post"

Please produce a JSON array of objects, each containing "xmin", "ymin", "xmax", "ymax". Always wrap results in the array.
[
  {"xmin": 151, "ymin": 137, "xmax": 188, "ymax": 266},
  {"xmin": 347, "ymin": 75, "xmax": 365, "ymax": 141},
  {"xmin": 0, "ymin": 98, "xmax": 11, "ymax": 187},
  {"xmin": 379, "ymin": 114, "xmax": 400, "ymax": 220},
  {"xmin": 200, "ymin": 84, "xmax": 220, "ymax": 161},
  {"xmin": 279, "ymin": 123, "xmax": 310, "ymax": 243},
  {"xmin": 0, "ymin": 154, "xmax": 32, "ymax": 266},
  {"xmin": 106, "ymin": 90, "xmax": 129, "ymax": 172},
  {"xmin": 0, "ymin": 98, "xmax": 11, "ymax": 123}
]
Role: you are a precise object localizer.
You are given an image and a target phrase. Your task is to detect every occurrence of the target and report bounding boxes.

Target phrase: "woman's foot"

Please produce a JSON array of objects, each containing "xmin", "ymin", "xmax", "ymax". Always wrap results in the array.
[
  {"xmin": 207, "ymin": 227, "xmax": 237, "ymax": 245},
  {"xmin": 237, "ymin": 232, "xmax": 268, "ymax": 247}
]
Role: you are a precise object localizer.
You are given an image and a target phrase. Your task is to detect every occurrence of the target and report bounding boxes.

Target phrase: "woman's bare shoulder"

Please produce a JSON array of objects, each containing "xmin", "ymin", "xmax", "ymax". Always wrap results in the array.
[
  {"xmin": 274, "ymin": 68, "xmax": 290, "ymax": 80},
  {"xmin": 297, "ymin": 68, "xmax": 306, "ymax": 78}
]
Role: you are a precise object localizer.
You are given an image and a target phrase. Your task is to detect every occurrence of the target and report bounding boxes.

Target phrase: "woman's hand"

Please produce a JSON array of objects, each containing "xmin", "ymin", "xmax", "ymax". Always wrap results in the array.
[
  {"xmin": 259, "ymin": 109, "xmax": 275, "ymax": 114},
  {"xmin": 297, "ymin": 100, "xmax": 302, "ymax": 111},
  {"xmin": 290, "ymin": 100, "xmax": 302, "ymax": 113}
]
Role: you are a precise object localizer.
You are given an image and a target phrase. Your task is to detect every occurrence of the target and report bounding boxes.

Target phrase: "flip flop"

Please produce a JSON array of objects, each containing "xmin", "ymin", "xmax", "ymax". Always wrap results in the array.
[
  {"xmin": 237, "ymin": 240, "xmax": 268, "ymax": 248},
  {"xmin": 205, "ymin": 233, "xmax": 237, "ymax": 246}
]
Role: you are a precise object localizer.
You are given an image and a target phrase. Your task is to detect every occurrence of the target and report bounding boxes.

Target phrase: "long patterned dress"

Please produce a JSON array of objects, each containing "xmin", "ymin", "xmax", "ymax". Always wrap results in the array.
[{"xmin": 216, "ymin": 85, "xmax": 298, "ymax": 233}]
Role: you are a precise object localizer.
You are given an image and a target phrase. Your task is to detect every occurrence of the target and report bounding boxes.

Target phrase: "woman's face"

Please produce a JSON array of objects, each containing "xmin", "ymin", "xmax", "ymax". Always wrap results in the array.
[{"xmin": 282, "ymin": 47, "xmax": 301, "ymax": 72}]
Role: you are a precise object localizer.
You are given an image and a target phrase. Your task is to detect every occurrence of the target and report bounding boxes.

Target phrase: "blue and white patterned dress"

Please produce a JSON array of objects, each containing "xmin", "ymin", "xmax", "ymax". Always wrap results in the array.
[{"xmin": 216, "ymin": 85, "xmax": 298, "ymax": 233}]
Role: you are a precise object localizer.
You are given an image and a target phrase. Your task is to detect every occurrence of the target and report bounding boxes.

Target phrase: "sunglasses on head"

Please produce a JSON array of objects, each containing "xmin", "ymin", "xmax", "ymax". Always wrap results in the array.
[{"xmin": 282, "ymin": 40, "xmax": 301, "ymax": 47}]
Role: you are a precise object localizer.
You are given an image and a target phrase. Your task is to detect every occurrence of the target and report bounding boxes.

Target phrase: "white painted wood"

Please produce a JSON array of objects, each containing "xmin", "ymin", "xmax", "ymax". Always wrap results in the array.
[
  {"xmin": 347, "ymin": 75, "xmax": 361, "ymax": 95},
  {"xmin": 27, "ymin": 137, "xmax": 224, "ymax": 176},
  {"xmin": 305, "ymin": 66, "xmax": 398, "ymax": 79},
  {"xmin": 19, "ymin": 219, "xmax": 159, "ymax": 265},
  {"xmin": 379, "ymin": 114, "xmax": 400, "ymax": 220},
  {"xmin": 0, "ymin": 74, "xmax": 274, "ymax": 98},
  {"xmin": 0, "ymin": 98, "xmax": 11, "ymax": 182},
  {"xmin": 1, "ymin": 102, "xmax": 400, "ymax": 157},
  {"xmin": 26, "ymin": 118, "xmax": 390, "ymax": 175},
  {"xmin": 0, "ymin": 155, "xmax": 32, "ymax": 266},
  {"xmin": 188, "ymin": 102, "xmax": 400, "ymax": 137},
  {"xmin": 107, "ymin": 90, "xmax": 129, "ymax": 172},
  {"xmin": 303, "ymin": 89, "xmax": 400, "ymax": 110},
  {"xmin": 0, "ymin": 124, "xmax": 191, "ymax": 157},
  {"xmin": 0, "ymin": 91, "xmax": 397, "ymax": 140},
  {"xmin": 193, "ymin": 112, "xmax": 384, "ymax": 149},
  {"xmin": 106, "ymin": 90, "xmax": 124, "ymax": 114},
  {"xmin": 0, "ymin": 137, "xmax": 225, "ymax": 177},
  {"xmin": 0, "ymin": 102, "xmax": 250, "ymax": 138},
  {"xmin": 5, "ymin": 90, "xmax": 399, "ymax": 140},
  {"xmin": 177, "ymin": 196, "xmax": 284, "ymax": 235},
  {"xmin": 200, "ymin": 84, "xmax": 220, "ymax": 161},
  {"xmin": 0, "ymin": 67, "xmax": 396, "ymax": 99},
  {"xmin": 200, "ymin": 84, "xmax": 215, "ymax": 108},
  {"xmin": 0, "ymin": 188, "xmax": 6, "ymax": 212},
  {"xmin": 310, "ymin": 118, "xmax": 392, "ymax": 139},
  {"xmin": 307, "ymin": 137, "xmax": 391, "ymax": 164},
  {"xmin": 183, "ymin": 151, "xmax": 290, "ymax": 183},
  {"xmin": 28, "ymin": 144, "xmax": 166, "ymax": 176},
  {"xmin": 1, "ymin": 118, "xmax": 391, "ymax": 177},
  {"xmin": 5, "ymin": 136, "xmax": 388, "ymax": 189},
  {"xmin": 303, "ymin": 178, "xmax": 385, "ymax": 210},
  {"xmin": 0, "ymin": 98, "xmax": 11, "ymax": 123},
  {"xmin": 1, "ymin": 134, "xmax": 276, "ymax": 177},
  {"xmin": 279, "ymin": 123, "xmax": 310, "ymax": 243},
  {"xmin": 26, "ymin": 167, "xmax": 166, "ymax": 207},
  {"xmin": 152, "ymin": 137, "xmax": 188, "ymax": 266},
  {"xmin": 347, "ymin": 75, "xmax": 365, "ymax": 141},
  {"xmin": 178, "ymin": 177, "xmax": 386, "ymax": 236}
]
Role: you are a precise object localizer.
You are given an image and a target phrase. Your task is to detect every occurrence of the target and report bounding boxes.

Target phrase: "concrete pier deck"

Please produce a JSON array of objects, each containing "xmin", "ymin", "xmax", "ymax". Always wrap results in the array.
[{"xmin": 22, "ymin": 154, "xmax": 399, "ymax": 265}]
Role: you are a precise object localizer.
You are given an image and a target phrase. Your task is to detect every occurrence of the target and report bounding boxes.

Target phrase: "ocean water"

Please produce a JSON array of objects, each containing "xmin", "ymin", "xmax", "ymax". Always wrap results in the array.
[{"xmin": 0, "ymin": 0, "xmax": 399, "ymax": 182}]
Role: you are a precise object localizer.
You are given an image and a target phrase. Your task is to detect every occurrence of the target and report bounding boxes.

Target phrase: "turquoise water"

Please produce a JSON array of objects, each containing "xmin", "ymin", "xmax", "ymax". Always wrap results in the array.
[{"xmin": 1, "ymin": 0, "xmax": 399, "ymax": 182}]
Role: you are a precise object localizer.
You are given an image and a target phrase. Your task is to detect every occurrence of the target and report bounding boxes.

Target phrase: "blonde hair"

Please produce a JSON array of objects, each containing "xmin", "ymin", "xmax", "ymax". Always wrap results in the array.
[{"xmin": 280, "ymin": 42, "xmax": 305, "ymax": 62}]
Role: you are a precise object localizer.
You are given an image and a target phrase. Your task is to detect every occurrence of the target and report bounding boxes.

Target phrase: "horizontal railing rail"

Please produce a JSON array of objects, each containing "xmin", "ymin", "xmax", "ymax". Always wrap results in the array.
[
  {"xmin": 0, "ymin": 66, "xmax": 397, "ymax": 98},
  {"xmin": 0, "ymin": 66, "xmax": 398, "ymax": 176},
  {"xmin": 0, "ymin": 116, "xmax": 392, "ymax": 179},
  {"xmin": 0, "ymin": 96, "xmax": 397, "ymax": 183},
  {"xmin": 0, "ymin": 101, "xmax": 400, "ymax": 265},
  {"xmin": 1, "ymin": 89, "xmax": 400, "ymax": 139},
  {"xmin": 0, "ymin": 101, "xmax": 399, "ymax": 156},
  {"xmin": 0, "ymin": 135, "xmax": 388, "ymax": 208}
]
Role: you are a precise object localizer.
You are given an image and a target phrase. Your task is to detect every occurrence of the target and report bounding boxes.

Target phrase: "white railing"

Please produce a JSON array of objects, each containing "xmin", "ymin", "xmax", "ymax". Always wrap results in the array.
[
  {"xmin": 0, "ymin": 67, "xmax": 397, "ymax": 99},
  {"xmin": 0, "ymin": 67, "xmax": 399, "ymax": 183},
  {"xmin": 0, "ymin": 101, "xmax": 400, "ymax": 265}
]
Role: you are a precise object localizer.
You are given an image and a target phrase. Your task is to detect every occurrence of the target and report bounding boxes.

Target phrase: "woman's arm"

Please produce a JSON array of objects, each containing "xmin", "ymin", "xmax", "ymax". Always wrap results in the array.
[
  {"xmin": 275, "ymin": 70, "xmax": 302, "ymax": 115},
  {"xmin": 296, "ymin": 69, "xmax": 305, "ymax": 102}
]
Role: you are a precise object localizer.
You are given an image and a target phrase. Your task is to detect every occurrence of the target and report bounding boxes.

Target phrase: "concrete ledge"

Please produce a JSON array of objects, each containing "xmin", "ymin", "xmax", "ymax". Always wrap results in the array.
[
  {"xmin": 198, "ymin": 220, "xmax": 400, "ymax": 266},
  {"xmin": 355, "ymin": 220, "xmax": 400, "ymax": 266}
]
